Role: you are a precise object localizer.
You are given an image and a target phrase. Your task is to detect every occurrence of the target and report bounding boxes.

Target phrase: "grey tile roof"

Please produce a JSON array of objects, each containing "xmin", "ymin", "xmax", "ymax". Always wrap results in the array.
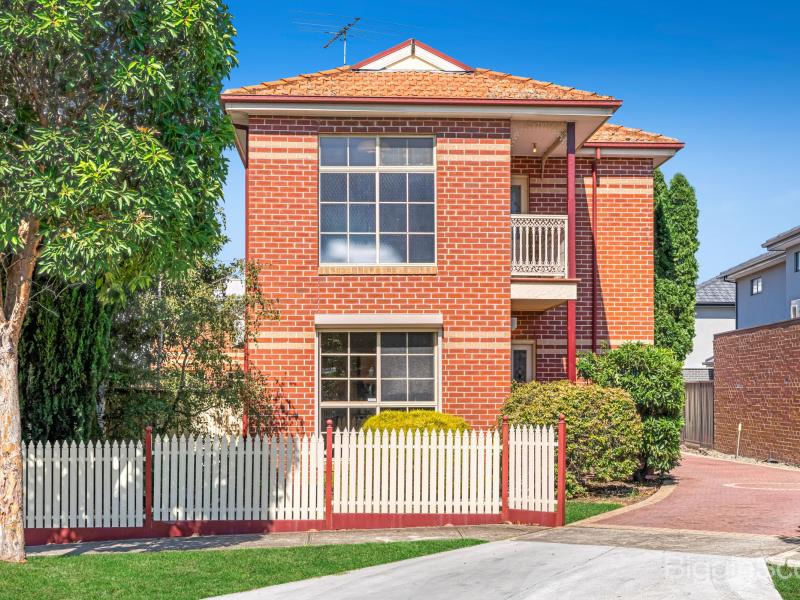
[
  {"xmin": 718, "ymin": 250, "xmax": 784, "ymax": 280},
  {"xmin": 696, "ymin": 276, "xmax": 736, "ymax": 305}
]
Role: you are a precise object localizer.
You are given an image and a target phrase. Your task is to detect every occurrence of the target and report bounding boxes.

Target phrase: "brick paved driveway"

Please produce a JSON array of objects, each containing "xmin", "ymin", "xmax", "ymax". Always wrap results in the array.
[{"xmin": 595, "ymin": 454, "xmax": 800, "ymax": 537}]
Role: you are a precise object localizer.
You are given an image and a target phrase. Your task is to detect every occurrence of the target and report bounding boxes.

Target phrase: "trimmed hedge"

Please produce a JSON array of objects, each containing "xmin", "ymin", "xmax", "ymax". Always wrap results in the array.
[
  {"xmin": 578, "ymin": 342, "xmax": 685, "ymax": 474},
  {"xmin": 500, "ymin": 381, "xmax": 642, "ymax": 497},
  {"xmin": 361, "ymin": 410, "xmax": 471, "ymax": 433}
]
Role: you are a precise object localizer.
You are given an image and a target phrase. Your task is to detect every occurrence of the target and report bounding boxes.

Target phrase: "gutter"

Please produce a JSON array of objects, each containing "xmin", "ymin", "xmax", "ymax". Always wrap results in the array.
[{"xmin": 220, "ymin": 94, "xmax": 623, "ymax": 108}]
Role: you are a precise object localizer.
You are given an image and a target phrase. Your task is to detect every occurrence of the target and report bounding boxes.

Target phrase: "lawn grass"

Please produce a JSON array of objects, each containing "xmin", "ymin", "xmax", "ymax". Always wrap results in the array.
[
  {"xmin": 0, "ymin": 539, "xmax": 483, "ymax": 600},
  {"xmin": 771, "ymin": 565, "xmax": 800, "ymax": 600},
  {"xmin": 566, "ymin": 500, "xmax": 622, "ymax": 524}
]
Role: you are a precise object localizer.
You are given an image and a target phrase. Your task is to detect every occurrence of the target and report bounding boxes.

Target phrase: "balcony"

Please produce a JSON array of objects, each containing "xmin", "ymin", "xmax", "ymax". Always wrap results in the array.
[
  {"xmin": 510, "ymin": 214, "xmax": 576, "ymax": 311},
  {"xmin": 511, "ymin": 214, "xmax": 568, "ymax": 278}
]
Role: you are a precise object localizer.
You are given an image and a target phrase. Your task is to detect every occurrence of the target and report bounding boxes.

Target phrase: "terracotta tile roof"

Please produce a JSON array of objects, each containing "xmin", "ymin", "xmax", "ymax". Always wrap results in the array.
[
  {"xmin": 586, "ymin": 123, "xmax": 682, "ymax": 145},
  {"xmin": 222, "ymin": 67, "xmax": 617, "ymax": 103}
]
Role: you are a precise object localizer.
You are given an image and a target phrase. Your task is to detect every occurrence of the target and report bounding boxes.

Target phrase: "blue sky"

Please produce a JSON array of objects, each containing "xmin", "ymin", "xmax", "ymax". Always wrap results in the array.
[{"xmin": 218, "ymin": 1, "xmax": 799, "ymax": 281}]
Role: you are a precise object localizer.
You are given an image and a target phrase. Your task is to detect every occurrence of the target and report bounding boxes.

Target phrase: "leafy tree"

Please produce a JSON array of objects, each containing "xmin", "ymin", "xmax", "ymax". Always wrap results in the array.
[
  {"xmin": 578, "ymin": 343, "xmax": 684, "ymax": 476},
  {"xmin": 654, "ymin": 170, "xmax": 700, "ymax": 362},
  {"xmin": 18, "ymin": 283, "xmax": 112, "ymax": 442},
  {"xmin": 103, "ymin": 259, "xmax": 277, "ymax": 439},
  {"xmin": 0, "ymin": 1, "xmax": 235, "ymax": 561}
]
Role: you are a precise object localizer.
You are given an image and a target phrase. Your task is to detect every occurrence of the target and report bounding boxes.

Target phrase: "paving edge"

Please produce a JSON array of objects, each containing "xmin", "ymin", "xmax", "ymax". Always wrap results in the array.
[
  {"xmin": 568, "ymin": 482, "xmax": 676, "ymax": 527},
  {"xmin": 681, "ymin": 450, "xmax": 800, "ymax": 473}
]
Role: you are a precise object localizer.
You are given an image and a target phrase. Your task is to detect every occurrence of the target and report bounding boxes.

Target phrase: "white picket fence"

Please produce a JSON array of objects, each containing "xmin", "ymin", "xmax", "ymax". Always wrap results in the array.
[
  {"xmin": 152, "ymin": 434, "xmax": 325, "ymax": 521},
  {"xmin": 22, "ymin": 425, "xmax": 557, "ymax": 529},
  {"xmin": 509, "ymin": 425, "xmax": 557, "ymax": 512},
  {"xmin": 23, "ymin": 440, "xmax": 144, "ymax": 528},
  {"xmin": 333, "ymin": 428, "xmax": 502, "ymax": 514}
]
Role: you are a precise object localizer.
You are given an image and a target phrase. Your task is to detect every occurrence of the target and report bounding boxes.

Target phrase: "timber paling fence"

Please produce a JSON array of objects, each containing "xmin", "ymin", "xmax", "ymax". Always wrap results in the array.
[{"xmin": 22, "ymin": 417, "xmax": 566, "ymax": 545}]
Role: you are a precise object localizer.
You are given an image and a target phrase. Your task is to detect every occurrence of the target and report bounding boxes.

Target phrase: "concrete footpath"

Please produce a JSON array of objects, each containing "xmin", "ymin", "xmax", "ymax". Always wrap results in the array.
[{"xmin": 213, "ymin": 538, "xmax": 781, "ymax": 600}]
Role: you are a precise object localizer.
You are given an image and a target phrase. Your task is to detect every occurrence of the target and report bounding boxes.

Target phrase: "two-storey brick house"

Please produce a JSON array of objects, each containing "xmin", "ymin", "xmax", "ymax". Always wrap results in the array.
[{"xmin": 221, "ymin": 40, "xmax": 683, "ymax": 432}]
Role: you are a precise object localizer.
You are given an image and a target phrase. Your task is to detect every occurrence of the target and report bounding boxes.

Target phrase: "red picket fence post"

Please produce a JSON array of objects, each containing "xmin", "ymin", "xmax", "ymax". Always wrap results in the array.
[
  {"xmin": 501, "ymin": 416, "xmax": 510, "ymax": 522},
  {"xmin": 325, "ymin": 419, "xmax": 334, "ymax": 530},
  {"xmin": 556, "ymin": 414, "xmax": 567, "ymax": 526},
  {"xmin": 144, "ymin": 425, "xmax": 153, "ymax": 529}
]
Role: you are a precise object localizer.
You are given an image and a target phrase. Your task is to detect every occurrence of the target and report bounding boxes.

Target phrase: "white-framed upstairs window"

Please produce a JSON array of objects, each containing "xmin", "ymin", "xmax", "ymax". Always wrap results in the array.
[
  {"xmin": 318, "ymin": 331, "xmax": 439, "ymax": 430},
  {"xmin": 318, "ymin": 136, "xmax": 436, "ymax": 265},
  {"xmin": 794, "ymin": 251, "xmax": 800, "ymax": 273},
  {"xmin": 511, "ymin": 175, "xmax": 529, "ymax": 215},
  {"xmin": 750, "ymin": 276, "xmax": 763, "ymax": 295}
]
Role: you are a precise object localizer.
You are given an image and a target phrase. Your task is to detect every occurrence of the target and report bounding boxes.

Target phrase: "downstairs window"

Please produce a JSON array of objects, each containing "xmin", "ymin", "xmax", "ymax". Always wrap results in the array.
[{"xmin": 319, "ymin": 331, "xmax": 438, "ymax": 430}]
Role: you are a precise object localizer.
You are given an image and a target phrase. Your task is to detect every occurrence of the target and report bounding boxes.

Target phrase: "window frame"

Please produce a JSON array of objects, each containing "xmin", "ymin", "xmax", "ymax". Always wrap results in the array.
[
  {"xmin": 794, "ymin": 251, "xmax": 800, "ymax": 273},
  {"xmin": 750, "ymin": 276, "xmax": 763, "ymax": 295},
  {"xmin": 315, "ymin": 329, "xmax": 442, "ymax": 431},
  {"xmin": 318, "ymin": 135, "xmax": 437, "ymax": 266}
]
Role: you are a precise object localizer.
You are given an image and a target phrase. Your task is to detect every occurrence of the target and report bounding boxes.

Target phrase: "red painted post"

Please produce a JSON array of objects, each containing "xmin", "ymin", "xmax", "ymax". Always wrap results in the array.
[
  {"xmin": 566, "ymin": 121, "xmax": 577, "ymax": 382},
  {"xmin": 501, "ymin": 416, "xmax": 510, "ymax": 522},
  {"xmin": 325, "ymin": 419, "xmax": 334, "ymax": 530},
  {"xmin": 556, "ymin": 415, "xmax": 567, "ymax": 526},
  {"xmin": 144, "ymin": 425, "xmax": 153, "ymax": 530}
]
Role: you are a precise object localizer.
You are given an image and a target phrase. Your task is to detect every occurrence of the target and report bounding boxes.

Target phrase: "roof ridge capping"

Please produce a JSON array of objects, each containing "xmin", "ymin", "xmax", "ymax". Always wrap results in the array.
[{"xmin": 762, "ymin": 224, "xmax": 800, "ymax": 250}]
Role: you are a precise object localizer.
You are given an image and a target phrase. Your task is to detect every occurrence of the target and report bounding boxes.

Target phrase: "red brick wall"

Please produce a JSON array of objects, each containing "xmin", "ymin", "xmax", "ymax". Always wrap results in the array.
[
  {"xmin": 510, "ymin": 156, "xmax": 655, "ymax": 379},
  {"xmin": 713, "ymin": 319, "xmax": 800, "ymax": 464},
  {"xmin": 246, "ymin": 117, "xmax": 512, "ymax": 432}
]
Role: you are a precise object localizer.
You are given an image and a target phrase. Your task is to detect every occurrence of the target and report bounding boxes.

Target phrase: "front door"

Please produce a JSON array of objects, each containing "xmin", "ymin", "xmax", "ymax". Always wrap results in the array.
[{"xmin": 511, "ymin": 343, "xmax": 534, "ymax": 383}]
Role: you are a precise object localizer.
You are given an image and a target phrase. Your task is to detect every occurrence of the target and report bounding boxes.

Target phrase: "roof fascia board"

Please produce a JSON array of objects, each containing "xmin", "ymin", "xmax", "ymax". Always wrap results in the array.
[
  {"xmin": 721, "ymin": 255, "xmax": 786, "ymax": 281},
  {"xmin": 763, "ymin": 233, "xmax": 800, "ymax": 251},
  {"xmin": 223, "ymin": 101, "xmax": 616, "ymax": 119},
  {"xmin": 220, "ymin": 95, "xmax": 622, "ymax": 108}
]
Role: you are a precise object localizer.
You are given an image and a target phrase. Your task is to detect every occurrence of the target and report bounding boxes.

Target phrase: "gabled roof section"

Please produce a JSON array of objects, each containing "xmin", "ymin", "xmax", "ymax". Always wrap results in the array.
[
  {"xmin": 221, "ymin": 40, "xmax": 619, "ymax": 106},
  {"xmin": 696, "ymin": 276, "xmax": 736, "ymax": 305},
  {"xmin": 352, "ymin": 39, "xmax": 473, "ymax": 72},
  {"xmin": 586, "ymin": 124, "xmax": 683, "ymax": 148}
]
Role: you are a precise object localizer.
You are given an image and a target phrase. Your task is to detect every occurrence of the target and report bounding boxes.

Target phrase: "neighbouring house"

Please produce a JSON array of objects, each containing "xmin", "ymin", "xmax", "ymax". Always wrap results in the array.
[
  {"xmin": 711, "ymin": 225, "xmax": 800, "ymax": 463},
  {"xmin": 719, "ymin": 225, "xmax": 800, "ymax": 329},
  {"xmin": 683, "ymin": 276, "xmax": 735, "ymax": 382},
  {"xmin": 221, "ymin": 39, "xmax": 683, "ymax": 433}
]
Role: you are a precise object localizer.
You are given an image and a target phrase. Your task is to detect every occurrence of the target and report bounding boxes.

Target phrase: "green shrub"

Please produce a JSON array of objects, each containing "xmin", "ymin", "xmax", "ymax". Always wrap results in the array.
[
  {"xmin": 642, "ymin": 416, "xmax": 683, "ymax": 473},
  {"xmin": 500, "ymin": 381, "xmax": 642, "ymax": 497},
  {"xmin": 577, "ymin": 342, "xmax": 684, "ymax": 474},
  {"xmin": 361, "ymin": 410, "xmax": 471, "ymax": 433}
]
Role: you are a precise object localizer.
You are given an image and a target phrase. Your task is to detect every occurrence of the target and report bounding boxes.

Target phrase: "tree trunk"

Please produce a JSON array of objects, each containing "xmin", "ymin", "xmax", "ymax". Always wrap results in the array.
[{"xmin": 0, "ymin": 333, "xmax": 25, "ymax": 562}]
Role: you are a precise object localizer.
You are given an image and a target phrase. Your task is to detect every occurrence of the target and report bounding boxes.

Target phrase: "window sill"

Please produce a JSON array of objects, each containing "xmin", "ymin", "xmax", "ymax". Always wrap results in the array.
[{"xmin": 318, "ymin": 265, "xmax": 438, "ymax": 276}]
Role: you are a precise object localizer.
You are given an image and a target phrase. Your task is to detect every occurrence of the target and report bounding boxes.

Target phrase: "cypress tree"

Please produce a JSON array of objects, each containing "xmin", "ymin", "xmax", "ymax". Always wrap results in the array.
[
  {"xmin": 18, "ymin": 285, "xmax": 112, "ymax": 441},
  {"xmin": 653, "ymin": 170, "xmax": 700, "ymax": 362}
]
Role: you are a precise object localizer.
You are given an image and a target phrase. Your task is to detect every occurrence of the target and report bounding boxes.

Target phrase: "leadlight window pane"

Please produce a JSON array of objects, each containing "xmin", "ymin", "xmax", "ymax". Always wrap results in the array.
[
  {"xmin": 321, "ymin": 332, "xmax": 348, "ymax": 353},
  {"xmin": 320, "ymin": 204, "xmax": 346, "ymax": 232},
  {"xmin": 350, "ymin": 355, "xmax": 377, "ymax": 378},
  {"xmin": 409, "ymin": 204, "xmax": 434, "ymax": 232},
  {"xmin": 380, "ymin": 204, "xmax": 406, "ymax": 232},
  {"xmin": 379, "ymin": 173, "xmax": 407, "ymax": 202},
  {"xmin": 380, "ymin": 234, "xmax": 407, "ymax": 263},
  {"xmin": 321, "ymin": 356, "xmax": 347, "ymax": 377},
  {"xmin": 320, "ymin": 138, "xmax": 348, "ymax": 166},
  {"xmin": 349, "ymin": 204, "xmax": 375, "ymax": 233},
  {"xmin": 320, "ymin": 173, "xmax": 347, "ymax": 201},
  {"xmin": 408, "ymin": 138, "xmax": 434, "ymax": 166},
  {"xmin": 408, "ymin": 332, "xmax": 435, "ymax": 354},
  {"xmin": 320, "ymin": 235, "xmax": 347, "ymax": 263},
  {"xmin": 348, "ymin": 173, "xmax": 375, "ymax": 201},
  {"xmin": 350, "ymin": 332, "xmax": 377, "ymax": 354},
  {"xmin": 380, "ymin": 138, "xmax": 406, "ymax": 165},
  {"xmin": 349, "ymin": 137, "xmax": 376, "ymax": 166},
  {"xmin": 408, "ymin": 173, "xmax": 434, "ymax": 200},
  {"xmin": 349, "ymin": 235, "xmax": 376, "ymax": 263},
  {"xmin": 409, "ymin": 235, "xmax": 435, "ymax": 263}
]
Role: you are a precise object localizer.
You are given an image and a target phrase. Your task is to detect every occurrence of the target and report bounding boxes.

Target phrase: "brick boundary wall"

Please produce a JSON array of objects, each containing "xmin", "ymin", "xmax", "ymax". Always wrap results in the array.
[{"xmin": 713, "ymin": 319, "xmax": 800, "ymax": 464}]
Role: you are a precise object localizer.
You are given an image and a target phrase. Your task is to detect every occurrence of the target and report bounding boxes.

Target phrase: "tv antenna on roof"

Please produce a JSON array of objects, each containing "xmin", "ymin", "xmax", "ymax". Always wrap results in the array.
[{"xmin": 323, "ymin": 17, "xmax": 361, "ymax": 64}]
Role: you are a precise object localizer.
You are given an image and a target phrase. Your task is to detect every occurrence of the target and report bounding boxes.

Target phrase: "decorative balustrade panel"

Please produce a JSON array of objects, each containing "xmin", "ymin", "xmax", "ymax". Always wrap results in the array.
[{"xmin": 511, "ymin": 215, "xmax": 568, "ymax": 277}]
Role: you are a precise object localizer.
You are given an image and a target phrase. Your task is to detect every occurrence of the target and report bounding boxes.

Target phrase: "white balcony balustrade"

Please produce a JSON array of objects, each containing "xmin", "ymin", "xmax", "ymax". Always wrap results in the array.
[{"xmin": 511, "ymin": 215, "xmax": 568, "ymax": 278}]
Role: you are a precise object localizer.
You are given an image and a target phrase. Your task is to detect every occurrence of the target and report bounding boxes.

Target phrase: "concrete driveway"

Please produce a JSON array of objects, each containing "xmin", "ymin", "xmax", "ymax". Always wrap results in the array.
[
  {"xmin": 214, "ymin": 538, "xmax": 780, "ymax": 600},
  {"xmin": 594, "ymin": 454, "xmax": 800, "ymax": 537}
]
